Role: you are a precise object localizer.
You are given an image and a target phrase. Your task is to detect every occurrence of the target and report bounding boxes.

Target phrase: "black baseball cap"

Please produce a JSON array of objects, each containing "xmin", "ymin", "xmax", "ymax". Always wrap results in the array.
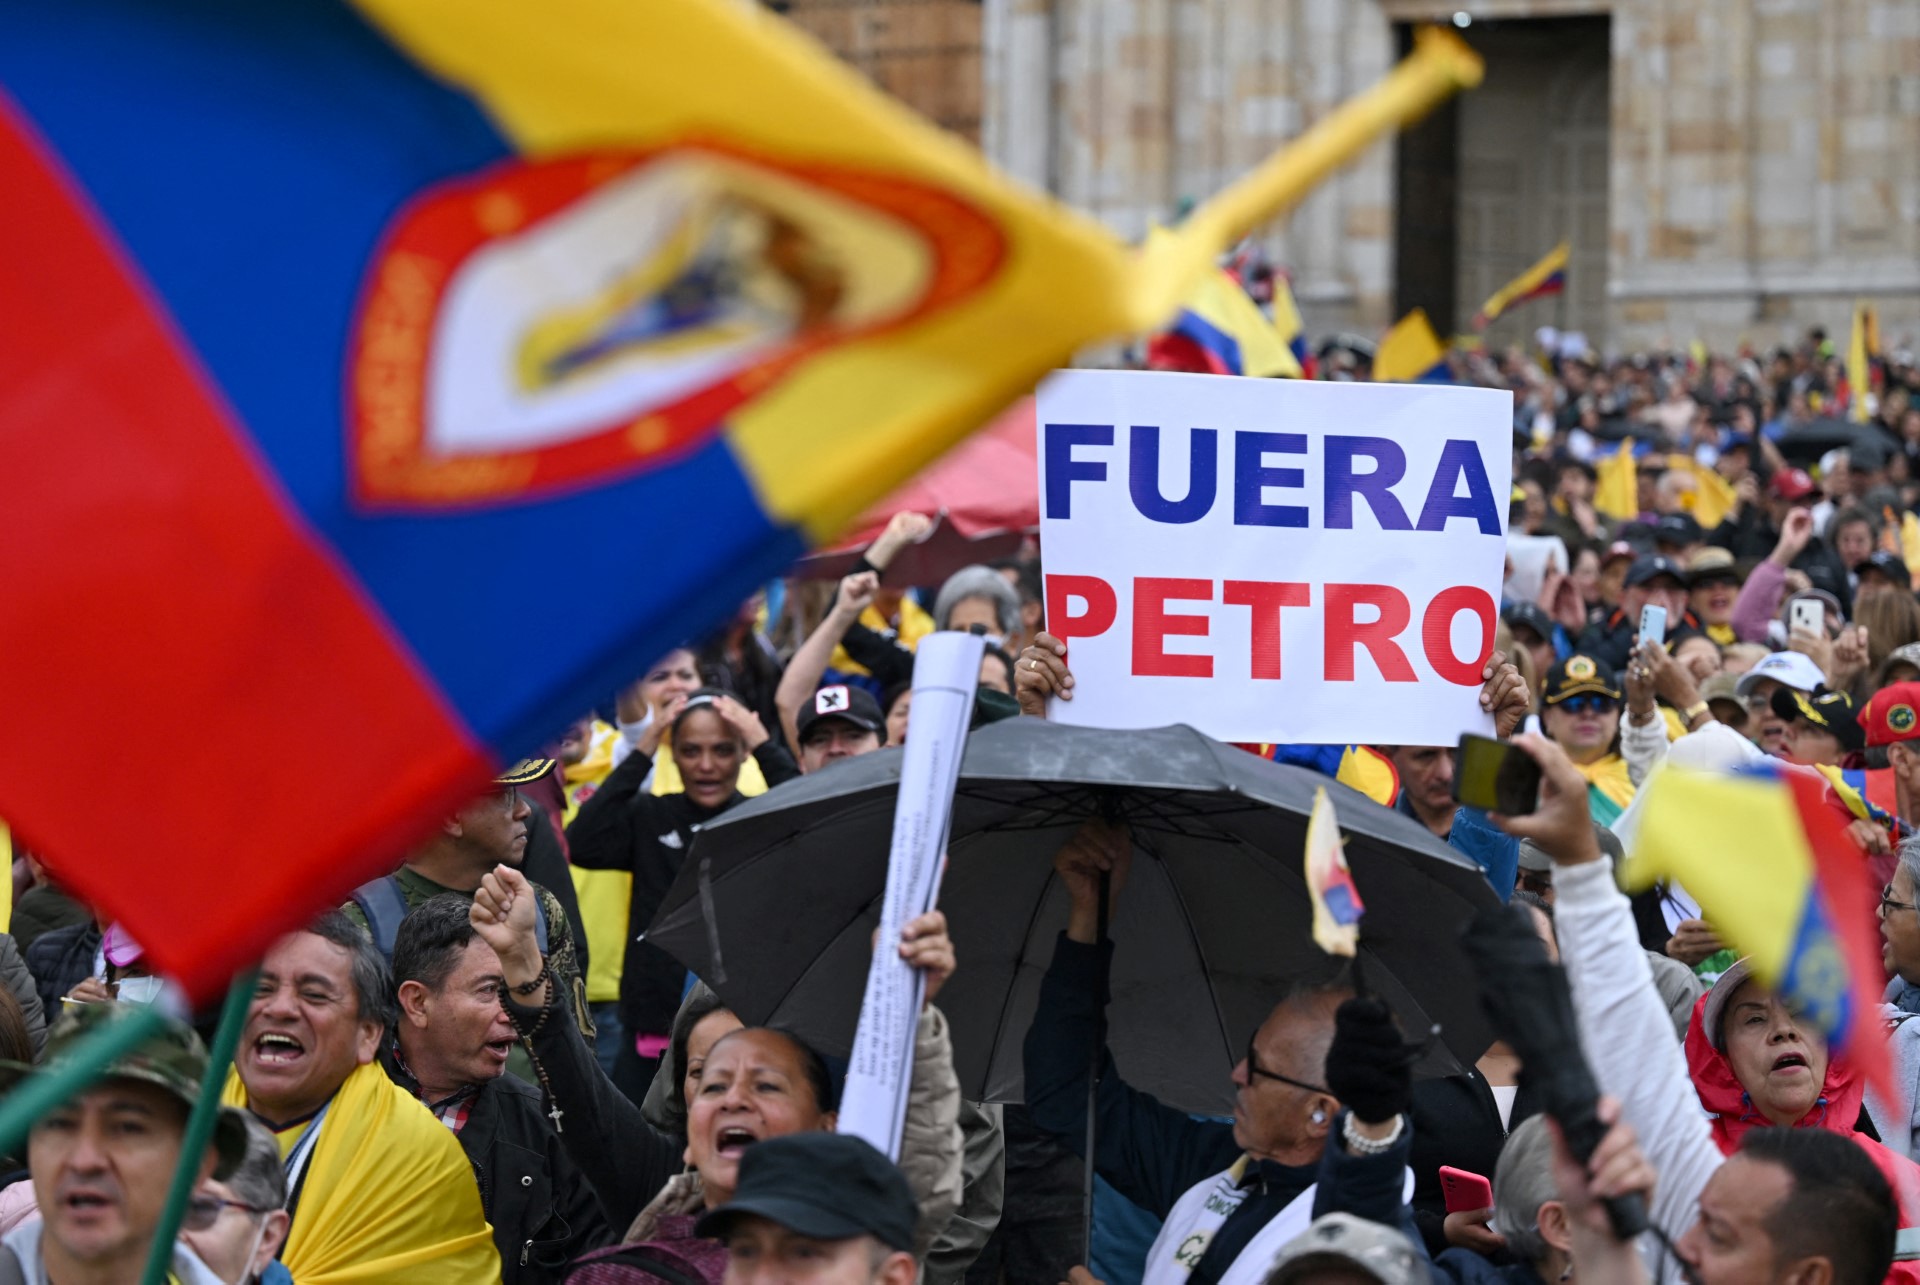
[
  {"xmin": 1543, "ymin": 654, "xmax": 1621, "ymax": 705},
  {"xmin": 1856, "ymin": 550, "xmax": 1912, "ymax": 589},
  {"xmin": 1625, "ymin": 554, "xmax": 1689, "ymax": 589},
  {"xmin": 796, "ymin": 684, "xmax": 888, "ymax": 744},
  {"xmin": 1770, "ymin": 685, "xmax": 1865, "ymax": 752},
  {"xmin": 696, "ymin": 1132, "xmax": 916, "ymax": 1252},
  {"xmin": 1653, "ymin": 513, "xmax": 1703, "ymax": 548},
  {"xmin": 1500, "ymin": 601, "xmax": 1554, "ymax": 645}
]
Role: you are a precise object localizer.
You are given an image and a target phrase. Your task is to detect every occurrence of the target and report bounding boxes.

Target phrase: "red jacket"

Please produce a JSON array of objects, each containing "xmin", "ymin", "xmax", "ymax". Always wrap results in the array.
[{"xmin": 1684, "ymin": 992, "xmax": 1920, "ymax": 1279}]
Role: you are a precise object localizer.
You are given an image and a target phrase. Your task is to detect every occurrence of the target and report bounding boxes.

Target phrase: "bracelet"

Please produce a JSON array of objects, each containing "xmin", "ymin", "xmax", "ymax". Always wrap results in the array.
[
  {"xmin": 510, "ymin": 958, "xmax": 552, "ymax": 997},
  {"xmin": 1342, "ymin": 1112, "xmax": 1405, "ymax": 1155}
]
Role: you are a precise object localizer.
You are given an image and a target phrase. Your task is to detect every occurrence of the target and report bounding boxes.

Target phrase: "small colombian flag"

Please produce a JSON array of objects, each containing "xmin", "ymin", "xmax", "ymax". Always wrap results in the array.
[
  {"xmin": 1472, "ymin": 241, "xmax": 1569, "ymax": 330},
  {"xmin": 1305, "ymin": 786, "xmax": 1365, "ymax": 957},
  {"xmin": 1622, "ymin": 763, "xmax": 1894, "ymax": 1104}
]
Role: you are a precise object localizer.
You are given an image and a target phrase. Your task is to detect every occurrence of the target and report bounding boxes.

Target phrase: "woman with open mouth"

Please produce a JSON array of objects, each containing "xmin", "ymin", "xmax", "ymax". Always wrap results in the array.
[{"xmin": 472, "ymin": 864, "xmax": 964, "ymax": 1284}]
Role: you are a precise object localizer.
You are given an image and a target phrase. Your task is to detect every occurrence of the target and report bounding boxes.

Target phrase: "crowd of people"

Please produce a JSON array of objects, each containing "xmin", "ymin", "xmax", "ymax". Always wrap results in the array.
[{"xmin": 4, "ymin": 323, "xmax": 1920, "ymax": 1284}]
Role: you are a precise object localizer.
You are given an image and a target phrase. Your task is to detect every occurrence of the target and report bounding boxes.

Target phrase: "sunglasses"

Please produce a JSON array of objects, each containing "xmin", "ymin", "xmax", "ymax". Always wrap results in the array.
[
  {"xmin": 183, "ymin": 1195, "xmax": 268, "ymax": 1232},
  {"xmin": 1553, "ymin": 694, "xmax": 1619, "ymax": 715}
]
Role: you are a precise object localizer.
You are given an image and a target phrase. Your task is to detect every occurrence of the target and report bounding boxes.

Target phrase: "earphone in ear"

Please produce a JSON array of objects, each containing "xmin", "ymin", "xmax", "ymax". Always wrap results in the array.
[{"xmin": 1311, "ymin": 1109, "xmax": 1327, "ymax": 1124}]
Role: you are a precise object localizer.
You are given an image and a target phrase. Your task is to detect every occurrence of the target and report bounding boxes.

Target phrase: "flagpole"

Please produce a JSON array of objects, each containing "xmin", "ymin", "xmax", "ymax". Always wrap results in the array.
[
  {"xmin": 0, "ymin": 1005, "xmax": 167, "ymax": 1158},
  {"xmin": 140, "ymin": 969, "xmax": 259, "ymax": 1285}
]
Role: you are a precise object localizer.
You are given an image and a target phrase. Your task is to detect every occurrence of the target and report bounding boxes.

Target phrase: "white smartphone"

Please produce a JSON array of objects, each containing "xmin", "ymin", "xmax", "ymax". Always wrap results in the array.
[
  {"xmin": 1638, "ymin": 604, "xmax": 1667, "ymax": 648},
  {"xmin": 1790, "ymin": 597, "xmax": 1823, "ymax": 638}
]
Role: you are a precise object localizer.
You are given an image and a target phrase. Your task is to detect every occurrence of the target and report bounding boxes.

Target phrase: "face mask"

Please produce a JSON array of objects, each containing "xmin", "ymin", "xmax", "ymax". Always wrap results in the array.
[
  {"xmin": 239, "ymin": 1212, "xmax": 271, "ymax": 1285},
  {"xmin": 114, "ymin": 975, "xmax": 166, "ymax": 1006}
]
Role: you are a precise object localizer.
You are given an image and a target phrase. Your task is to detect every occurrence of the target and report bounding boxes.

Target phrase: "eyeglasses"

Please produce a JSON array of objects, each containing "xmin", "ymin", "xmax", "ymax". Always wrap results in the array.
[
  {"xmin": 183, "ymin": 1196, "xmax": 268, "ymax": 1232},
  {"xmin": 496, "ymin": 785, "xmax": 523, "ymax": 814},
  {"xmin": 1554, "ymin": 694, "xmax": 1618, "ymax": 716},
  {"xmin": 1881, "ymin": 884, "xmax": 1918, "ymax": 918},
  {"xmin": 1244, "ymin": 1035, "xmax": 1331, "ymax": 1097}
]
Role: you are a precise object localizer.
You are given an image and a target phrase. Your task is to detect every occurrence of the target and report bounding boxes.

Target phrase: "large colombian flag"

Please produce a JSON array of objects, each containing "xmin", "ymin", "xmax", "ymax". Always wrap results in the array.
[
  {"xmin": 1624, "ymin": 763, "xmax": 1895, "ymax": 1104},
  {"xmin": 0, "ymin": 2, "xmax": 1483, "ymax": 998}
]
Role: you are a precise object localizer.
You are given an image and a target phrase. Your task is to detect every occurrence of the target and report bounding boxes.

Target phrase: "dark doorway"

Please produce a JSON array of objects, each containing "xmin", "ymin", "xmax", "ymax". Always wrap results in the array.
[{"xmin": 1393, "ymin": 15, "xmax": 1611, "ymax": 342}]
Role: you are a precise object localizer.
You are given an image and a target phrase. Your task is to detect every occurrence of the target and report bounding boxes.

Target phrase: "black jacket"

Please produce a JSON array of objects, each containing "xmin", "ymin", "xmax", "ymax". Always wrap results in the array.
[
  {"xmin": 1023, "ymin": 934, "xmax": 1414, "ymax": 1283},
  {"xmin": 383, "ymin": 1052, "xmax": 611, "ymax": 1283},
  {"xmin": 502, "ymin": 965, "xmax": 684, "ymax": 1233},
  {"xmin": 24, "ymin": 922, "xmax": 99, "ymax": 1021},
  {"xmin": 566, "ymin": 743, "xmax": 799, "ymax": 1036},
  {"xmin": 1407, "ymin": 1073, "xmax": 1545, "ymax": 1256},
  {"xmin": 1708, "ymin": 509, "xmax": 1851, "ymax": 605}
]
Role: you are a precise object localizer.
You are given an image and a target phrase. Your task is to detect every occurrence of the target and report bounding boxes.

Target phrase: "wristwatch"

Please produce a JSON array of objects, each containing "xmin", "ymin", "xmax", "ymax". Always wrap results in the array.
[{"xmin": 1682, "ymin": 700, "xmax": 1711, "ymax": 724}]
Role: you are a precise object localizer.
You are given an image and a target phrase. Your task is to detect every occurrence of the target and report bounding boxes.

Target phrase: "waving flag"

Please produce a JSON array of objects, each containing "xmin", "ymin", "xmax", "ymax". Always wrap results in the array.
[
  {"xmin": 0, "ymin": 2, "xmax": 1481, "ymax": 997},
  {"xmin": 1472, "ymin": 241, "xmax": 1568, "ymax": 330},
  {"xmin": 1623, "ymin": 764, "xmax": 1894, "ymax": 1104},
  {"xmin": 1146, "ymin": 231, "xmax": 1301, "ymax": 377},
  {"xmin": 1304, "ymin": 787, "xmax": 1364, "ymax": 956},
  {"xmin": 1374, "ymin": 308, "xmax": 1450, "ymax": 383}
]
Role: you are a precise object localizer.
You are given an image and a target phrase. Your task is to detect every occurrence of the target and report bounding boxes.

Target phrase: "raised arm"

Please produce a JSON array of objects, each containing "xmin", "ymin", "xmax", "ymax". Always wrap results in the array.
[{"xmin": 776, "ymin": 570, "xmax": 878, "ymax": 751}]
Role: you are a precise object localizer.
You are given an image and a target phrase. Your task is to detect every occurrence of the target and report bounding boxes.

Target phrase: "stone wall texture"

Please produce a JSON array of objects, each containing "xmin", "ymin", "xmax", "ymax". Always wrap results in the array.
[{"xmin": 975, "ymin": 0, "xmax": 1920, "ymax": 352}]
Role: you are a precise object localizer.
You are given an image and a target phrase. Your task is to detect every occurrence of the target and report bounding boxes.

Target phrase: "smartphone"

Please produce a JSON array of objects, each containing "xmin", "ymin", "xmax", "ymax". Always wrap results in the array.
[
  {"xmin": 1440, "ymin": 1166, "xmax": 1495, "ymax": 1215},
  {"xmin": 1452, "ymin": 733, "xmax": 1543, "ymax": 815},
  {"xmin": 1637, "ymin": 604, "xmax": 1667, "ymax": 648},
  {"xmin": 1790, "ymin": 597, "xmax": 1823, "ymax": 638}
]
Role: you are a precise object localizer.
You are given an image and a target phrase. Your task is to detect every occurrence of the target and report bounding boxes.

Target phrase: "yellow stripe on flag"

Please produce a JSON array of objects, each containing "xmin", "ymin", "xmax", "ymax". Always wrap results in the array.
[
  {"xmin": 1594, "ymin": 440, "xmax": 1638, "ymax": 522},
  {"xmin": 1621, "ymin": 768, "xmax": 1808, "ymax": 979},
  {"xmin": 1849, "ymin": 300, "xmax": 1872, "ymax": 424},
  {"xmin": 356, "ymin": 1, "xmax": 1480, "ymax": 541},
  {"xmin": 1474, "ymin": 240, "xmax": 1569, "ymax": 329},
  {"xmin": 1375, "ymin": 308, "xmax": 1446, "ymax": 382}
]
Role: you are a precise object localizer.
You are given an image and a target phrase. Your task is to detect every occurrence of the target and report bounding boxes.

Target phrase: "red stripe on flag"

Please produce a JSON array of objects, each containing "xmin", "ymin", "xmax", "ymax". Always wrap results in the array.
[
  {"xmin": 1785, "ymin": 767, "xmax": 1898, "ymax": 1109},
  {"xmin": 0, "ymin": 94, "xmax": 493, "ymax": 1000}
]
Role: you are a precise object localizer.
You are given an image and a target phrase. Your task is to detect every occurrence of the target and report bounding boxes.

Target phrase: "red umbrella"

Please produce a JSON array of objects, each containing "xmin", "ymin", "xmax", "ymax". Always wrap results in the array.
[{"xmin": 794, "ymin": 398, "xmax": 1038, "ymax": 584}]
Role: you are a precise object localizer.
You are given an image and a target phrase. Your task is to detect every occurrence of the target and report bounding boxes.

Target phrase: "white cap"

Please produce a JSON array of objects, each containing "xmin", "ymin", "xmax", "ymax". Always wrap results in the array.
[{"xmin": 1734, "ymin": 651, "xmax": 1825, "ymax": 698}]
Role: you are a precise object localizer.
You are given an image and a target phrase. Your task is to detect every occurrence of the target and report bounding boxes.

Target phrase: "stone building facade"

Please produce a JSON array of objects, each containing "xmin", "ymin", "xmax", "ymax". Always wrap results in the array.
[{"xmin": 970, "ymin": 0, "xmax": 1920, "ymax": 352}]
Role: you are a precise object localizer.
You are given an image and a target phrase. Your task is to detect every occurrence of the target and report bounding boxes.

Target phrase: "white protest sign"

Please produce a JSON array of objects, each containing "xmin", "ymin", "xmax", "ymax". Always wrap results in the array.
[
  {"xmin": 836, "ymin": 631, "xmax": 982, "ymax": 1159},
  {"xmin": 1037, "ymin": 370, "xmax": 1512, "ymax": 746}
]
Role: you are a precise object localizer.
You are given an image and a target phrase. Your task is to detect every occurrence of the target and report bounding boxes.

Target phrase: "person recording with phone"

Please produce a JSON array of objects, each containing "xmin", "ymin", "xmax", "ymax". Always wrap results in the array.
[{"xmin": 1575, "ymin": 557, "xmax": 1699, "ymax": 674}]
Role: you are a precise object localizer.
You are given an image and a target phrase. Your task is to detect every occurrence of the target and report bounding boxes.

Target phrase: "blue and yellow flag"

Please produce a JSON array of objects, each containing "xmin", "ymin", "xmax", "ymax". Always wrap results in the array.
[
  {"xmin": 1375, "ymin": 308, "xmax": 1449, "ymax": 382},
  {"xmin": 1150, "ymin": 231, "xmax": 1302, "ymax": 377},
  {"xmin": 1472, "ymin": 241, "xmax": 1569, "ymax": 330},
  {"xmin": 1624, "ymin": 764, "xmax": 1894, "ymax": 1104},
  {"xmin": 0, "ymin": 1, "xmax": 1479, "ymax": 996}
]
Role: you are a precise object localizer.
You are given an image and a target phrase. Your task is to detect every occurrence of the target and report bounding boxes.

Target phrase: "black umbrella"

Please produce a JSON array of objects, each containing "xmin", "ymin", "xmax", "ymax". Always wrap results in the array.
[
  {"xmin": 647, "ymin": 718, "xmax": 1500, "ymax": 1117},
  {"xmin": 1774, "ymin": 417, "xmax": 1881, "ymax": 466}
]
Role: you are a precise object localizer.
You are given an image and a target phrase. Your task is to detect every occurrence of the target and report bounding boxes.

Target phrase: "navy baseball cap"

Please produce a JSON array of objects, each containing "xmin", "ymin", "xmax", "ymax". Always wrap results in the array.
[{"xmin": 1625, "ymin": 555, "xmax": 1688, "ymax": 589}]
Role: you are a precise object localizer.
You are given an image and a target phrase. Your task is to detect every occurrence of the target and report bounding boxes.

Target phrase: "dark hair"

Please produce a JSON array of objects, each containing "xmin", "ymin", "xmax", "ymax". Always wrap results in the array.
[
  {"xmin": 671, "ymin": 687, "xmax": 742, "ymax": 741},
  {"xmin": 307, "ymin": 909, "xmax": 399, "ymax": 1029},
  {"xmin": 1829, "ymin": 505, "xmax": 1880, "ymax": 541},
  {"xmin": 709, "ymin": 1026, "xmax": 840, "ymax": 1115},
  {"xmin": 880, "ymin": 681, "xmax": 912, "ymax": 718},
  {"xmin": 980, "ymin": 645, "xmax": 1014, "ymax": 689},
  {"xmin": 1512, "ymin": 889, "xmax": 1555, "ymax": 921},
  {"xmin": 1738, "ymin": 1127, "xmax": 1896, "ymax": 1285},
  {"xmin": 670, "ymin": 991, "xmax": 735, "ymax": 1115},
  {"xmin": 0, "ymin": 979, "xmax": 31, "ymax": 1066},
  {"xmin": 392, "ymin": 895, "xmax": 479, "ymax": 994},
  {"xmin": 989, "ymin": 557, "xmax": 1044, "ymax": 607}
]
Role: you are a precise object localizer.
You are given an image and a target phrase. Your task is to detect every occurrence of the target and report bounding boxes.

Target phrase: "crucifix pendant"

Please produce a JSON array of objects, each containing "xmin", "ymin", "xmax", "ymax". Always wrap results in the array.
[{"xmin": 548, "ymin": 1103, "xmax": 565, "ymax": 1134}]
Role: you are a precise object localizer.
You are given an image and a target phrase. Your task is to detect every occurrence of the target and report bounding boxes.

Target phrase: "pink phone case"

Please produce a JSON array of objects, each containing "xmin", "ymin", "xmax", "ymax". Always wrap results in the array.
[{"xmin": 1439, "ymin": 1165, "xmax": 1494, "ymax": 1214}]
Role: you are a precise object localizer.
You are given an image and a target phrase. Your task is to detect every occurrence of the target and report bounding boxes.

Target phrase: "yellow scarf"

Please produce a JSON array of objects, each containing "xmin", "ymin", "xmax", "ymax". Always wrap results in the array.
[
  {"xmin": 225, "ymin": 1062, "xmax": 499, "ymax": 1283},
  {"xmin": 1572, "ymin": 752, "xmax": 1636, "ymax": 820}
]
